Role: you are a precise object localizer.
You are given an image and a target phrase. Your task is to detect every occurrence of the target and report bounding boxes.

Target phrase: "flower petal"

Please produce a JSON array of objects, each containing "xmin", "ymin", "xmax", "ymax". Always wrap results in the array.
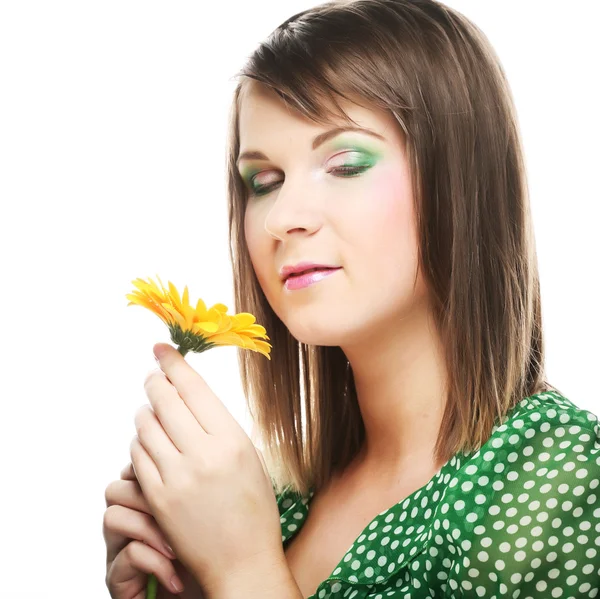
[
  {"xmin": 161, "ymin": 303, "xmax": 186, "ymax": 328},
  {"xmin": 211, "ymin": 303, "xmax": 229, "ymax": 313},
  {"xmin": 195, "ymin": 297, "xmax": 208, "ymax": 316},
  {"xmin": 237, "ymin": 323, "xmax": 268, "ymax": 337},
  {"xmin": 231, "ymin": 313, "xmax": 257, "ymax": 328},
  {"xmin": 167, "ymin": 281, "xmax": 182, "ymax": 310},
  {"xmin": 206, "ymin": 332, "xmax": 248, "ymax": 347},
  {"xmin": 192, "ymin": 321, "xmax": 220, "ymax": 334},
  {"xmin": 252, "ymin": 339, "xmax": 272, "ymax": 354}
]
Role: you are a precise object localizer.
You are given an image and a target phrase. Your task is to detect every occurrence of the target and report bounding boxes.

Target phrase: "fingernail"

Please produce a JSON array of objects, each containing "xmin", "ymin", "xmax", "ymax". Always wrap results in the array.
[
  {"xmin": 154, "ymin": 344, "xmax": 168, "ymax": 360},
  {"xmin": 164, "ymin": 544, "xmax": 176, "ymax": 558},
  {"xmin": 170, "ymin": 575, "xmax": 184, "ymax": 593}
]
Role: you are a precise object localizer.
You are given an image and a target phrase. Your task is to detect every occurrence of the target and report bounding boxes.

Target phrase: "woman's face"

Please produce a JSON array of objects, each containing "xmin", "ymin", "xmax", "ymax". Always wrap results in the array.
[{"xmin": 240, "ymin": 81, "xmax": 426, "ymax": 347}]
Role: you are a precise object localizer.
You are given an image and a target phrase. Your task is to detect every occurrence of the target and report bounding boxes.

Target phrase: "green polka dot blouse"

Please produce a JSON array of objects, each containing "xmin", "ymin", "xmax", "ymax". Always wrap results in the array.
[{"xmin": 276, "ymin": 390, "xmax": 600, "ymax": 598}]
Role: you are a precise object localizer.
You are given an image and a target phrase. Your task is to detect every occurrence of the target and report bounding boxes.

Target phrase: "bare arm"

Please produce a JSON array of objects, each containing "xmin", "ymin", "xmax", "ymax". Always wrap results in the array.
[{"xmin": 199, "ymin": 552, "xmax": 302, "ymax": 599}]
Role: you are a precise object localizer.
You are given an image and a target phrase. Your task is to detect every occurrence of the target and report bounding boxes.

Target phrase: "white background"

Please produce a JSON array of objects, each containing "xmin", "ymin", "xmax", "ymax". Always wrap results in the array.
[{"xmin": 0, "ymin": 1, "xmax": 598, "ymax": 597}]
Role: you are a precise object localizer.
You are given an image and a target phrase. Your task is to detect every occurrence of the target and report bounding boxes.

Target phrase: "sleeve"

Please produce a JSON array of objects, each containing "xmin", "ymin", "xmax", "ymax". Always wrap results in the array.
[{"xmin": 448, "ymin": 412, "xmax": 600, "ymax": 598}]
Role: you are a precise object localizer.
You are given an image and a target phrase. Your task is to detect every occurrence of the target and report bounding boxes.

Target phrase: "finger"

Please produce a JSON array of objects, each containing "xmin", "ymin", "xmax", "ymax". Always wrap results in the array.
[
  {"xmin": 134, "ymin": 401, "xmax": 181, "ymax": 474},
  {"xmin": 153, "ymin": 342, "xmax": 239, "ymax": 437},
  {"xmin": 105, "ymin": 479, "xmax": 149, "ymax": 513},
  {"xmin": 108, "ymin": 540, "xmax": 184, "ymax": 596},
  {"xmin": 120, "ymin": 462, "xmax": 136, "ymax": 481},
  {"xmin": 143, "ymin": 369, "xmax": 206, "ymax": 456},
  {"xmin": 103, "ymin": 503, "xmax": 176, "ymax": 563},
  {"xmin": 130, "ymin": 434, "xmax": 163, "ymax": 494}
]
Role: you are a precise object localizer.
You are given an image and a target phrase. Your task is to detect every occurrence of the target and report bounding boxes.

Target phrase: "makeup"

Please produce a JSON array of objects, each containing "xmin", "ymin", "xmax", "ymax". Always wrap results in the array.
[
  {"xmin": 239, "ymin": 134, "xmax": 385, "ymax": 198},
  {"xmin": 284, "ymin": 267, "xmax": 342, "ymax": 290}
]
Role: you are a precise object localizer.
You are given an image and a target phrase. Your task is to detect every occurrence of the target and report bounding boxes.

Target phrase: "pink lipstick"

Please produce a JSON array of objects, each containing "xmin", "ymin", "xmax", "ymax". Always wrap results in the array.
[{"xmin": 284, "ymin": 267, "xmax": 342, "ymax": 290}]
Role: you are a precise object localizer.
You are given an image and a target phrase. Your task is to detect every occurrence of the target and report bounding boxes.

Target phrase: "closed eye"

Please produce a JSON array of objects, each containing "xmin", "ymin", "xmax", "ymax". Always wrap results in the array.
[{"xmin": 248, "ymin": 164, "xmax": 371, "ymax": 199}]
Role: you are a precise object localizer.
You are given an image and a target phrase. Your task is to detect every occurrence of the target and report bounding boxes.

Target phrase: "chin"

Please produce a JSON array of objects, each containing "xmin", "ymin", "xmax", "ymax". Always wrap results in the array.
[{"xmin": 284, "ymin": 320, "xmax": 352, "ymax": 348}]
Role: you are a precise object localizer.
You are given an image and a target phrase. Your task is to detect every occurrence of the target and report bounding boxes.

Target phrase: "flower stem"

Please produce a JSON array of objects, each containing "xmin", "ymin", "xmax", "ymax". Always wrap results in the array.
[
  {"xmin": 145, "ymin": 573, "xmax": 158, "ymax": 599},
  {"xmin": 145, "ymin": 345, "xmax": 186, "ymax": 599},
  {"xmin": 144, "ymin": 344, "xmax": 187, "ymax": 598}
]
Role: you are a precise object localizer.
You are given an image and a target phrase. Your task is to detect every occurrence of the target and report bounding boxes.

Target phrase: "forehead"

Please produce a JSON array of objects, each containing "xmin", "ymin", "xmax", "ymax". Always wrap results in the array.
[{"xmin": 237, "ymin": 80, "xmax": 401, "ymax": 149}]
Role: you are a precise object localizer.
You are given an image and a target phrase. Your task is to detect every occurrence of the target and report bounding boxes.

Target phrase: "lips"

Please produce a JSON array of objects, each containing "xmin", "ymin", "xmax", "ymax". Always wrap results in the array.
[
  {"xmin": 286, "ymin": 267, "xmax": 339, "ymax": 279},
  {"xmin": 284, "ymin": 267, "xmax": 342, "ymax": 290},
  {"xmin": 280, "ymin": 262, "xmax": 341, "ymax": 281}
]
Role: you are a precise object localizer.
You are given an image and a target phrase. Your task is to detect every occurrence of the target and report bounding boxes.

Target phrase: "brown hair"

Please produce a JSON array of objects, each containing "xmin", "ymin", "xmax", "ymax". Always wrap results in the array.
[{"xmin": 224, "ymin": 0, "xmax": 557, "ymax": 497}]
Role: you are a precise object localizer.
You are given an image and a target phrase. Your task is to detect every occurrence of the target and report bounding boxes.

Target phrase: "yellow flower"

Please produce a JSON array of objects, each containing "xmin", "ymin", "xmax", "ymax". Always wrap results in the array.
[{"xmin": 126, "ymin": 275, "xmax": 271, "ymax": 359}]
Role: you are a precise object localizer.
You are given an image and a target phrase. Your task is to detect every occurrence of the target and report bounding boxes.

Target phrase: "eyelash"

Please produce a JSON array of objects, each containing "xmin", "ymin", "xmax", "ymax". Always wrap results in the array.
[{"xmin": 248, "ymin": 164, "xmax": 371, "ymax": 198}]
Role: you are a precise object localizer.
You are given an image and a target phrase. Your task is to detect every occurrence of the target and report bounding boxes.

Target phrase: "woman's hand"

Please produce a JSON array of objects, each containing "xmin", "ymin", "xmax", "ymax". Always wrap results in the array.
[
  {"xmin": 103, "ymin": 462, "xmax": 205, "ymax": 599},
  {"xmin": 129, "ymin": 343, "xmax": 285, "ymax": 597}
]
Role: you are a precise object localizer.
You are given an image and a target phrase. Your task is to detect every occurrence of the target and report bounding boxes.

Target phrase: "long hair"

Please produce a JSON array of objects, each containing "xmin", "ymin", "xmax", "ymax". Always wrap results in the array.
[{"xmin": 224, "ymin": 0, "xmax": 556, "ymax": 497}]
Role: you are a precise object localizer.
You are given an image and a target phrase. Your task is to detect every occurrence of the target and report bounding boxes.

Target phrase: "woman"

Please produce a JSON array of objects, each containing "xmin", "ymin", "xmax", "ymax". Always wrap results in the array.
[
  {"xmin": 230, "ymin": 0, "xmax": 600, "ymax": 597},
  {"xmin": 104, "ymin": 0, "xmax": 600, "ymax": 597}
]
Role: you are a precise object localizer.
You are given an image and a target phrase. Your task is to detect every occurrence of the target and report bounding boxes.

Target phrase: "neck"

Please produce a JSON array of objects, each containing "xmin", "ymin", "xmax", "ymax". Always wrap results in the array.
[{"xmin": 341, "ymin": 298, "xmax": 448, "ymax": 474}]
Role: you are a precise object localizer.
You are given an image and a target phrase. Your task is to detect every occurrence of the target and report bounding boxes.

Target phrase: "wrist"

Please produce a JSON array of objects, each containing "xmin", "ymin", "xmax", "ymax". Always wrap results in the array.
[{"xmin": 204, "ymin": 551, "xmax": 302, "ymax": 599}]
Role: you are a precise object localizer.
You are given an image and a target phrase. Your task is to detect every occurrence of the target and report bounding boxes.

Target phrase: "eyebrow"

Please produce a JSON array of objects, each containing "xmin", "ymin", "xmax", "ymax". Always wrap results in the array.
[{"xmin": 236, "ymin": 126, "xmax": 385, "ymax": 167}]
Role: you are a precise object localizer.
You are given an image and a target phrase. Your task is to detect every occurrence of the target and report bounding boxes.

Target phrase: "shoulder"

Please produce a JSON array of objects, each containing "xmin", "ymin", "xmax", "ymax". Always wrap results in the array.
[
  {"xmin": 506, "ymin": 389, "xmax": 599, "ymax": 431},
  {"xmin": 474, "ymin": 390, "xmax": 599, "ymax": 468},
  {"xmin": 453, "ymin": 390, "xmax": 599, "ymax": 501},
  {"xmin": 439, "ymin": 391, "xmax": 600, "ymax": 594},
  {"xmin": 482, "ymin": 388, "xmax": 599, "ymax": 501}
]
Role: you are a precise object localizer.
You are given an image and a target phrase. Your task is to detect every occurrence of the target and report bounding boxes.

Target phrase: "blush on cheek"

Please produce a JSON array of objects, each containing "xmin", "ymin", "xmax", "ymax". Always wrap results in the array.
[
  {"xmin": 363, "ymin": 166, "xmax": 417, "ymax": 278},
  {"xmin": 359, "ymin": 165, "xmax": 418, "ymax": 293},
  {"xmin": 369, "ymin": 166, "xmax": 413, "ymax": 226}
]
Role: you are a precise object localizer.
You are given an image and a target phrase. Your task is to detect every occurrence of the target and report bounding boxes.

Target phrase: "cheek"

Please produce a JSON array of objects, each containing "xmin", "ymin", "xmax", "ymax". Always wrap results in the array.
[
  {"xmin": 364, "ymin": 168, "xmax": 414, "ymax": 243},
  {"xmin": 356, "ymin": 168, "xmax": 418, "ymax": 284},
  {"xmin": 244, "ymin": 206, "xmax": 263, "ymax": 251},
  {"xmin": 244, "ymin": 207, "xmax": 277, "ymax": 294},
  {"xmin": 243, "ymin": 209, "xmax": 264, "ymax": 272}
]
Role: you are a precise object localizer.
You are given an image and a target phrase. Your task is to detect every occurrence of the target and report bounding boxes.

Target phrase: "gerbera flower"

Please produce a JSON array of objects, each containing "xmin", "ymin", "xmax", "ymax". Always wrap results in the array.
[{"xmin": 126, "ymin": 275, "xmax": 271, "ymax": 359}]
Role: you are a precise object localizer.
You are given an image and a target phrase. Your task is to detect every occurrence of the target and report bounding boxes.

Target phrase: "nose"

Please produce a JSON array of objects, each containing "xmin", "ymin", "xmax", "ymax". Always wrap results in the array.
[{"xmin": 263, "ymin": 177, "xmax": 323, "ymax": 241}]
